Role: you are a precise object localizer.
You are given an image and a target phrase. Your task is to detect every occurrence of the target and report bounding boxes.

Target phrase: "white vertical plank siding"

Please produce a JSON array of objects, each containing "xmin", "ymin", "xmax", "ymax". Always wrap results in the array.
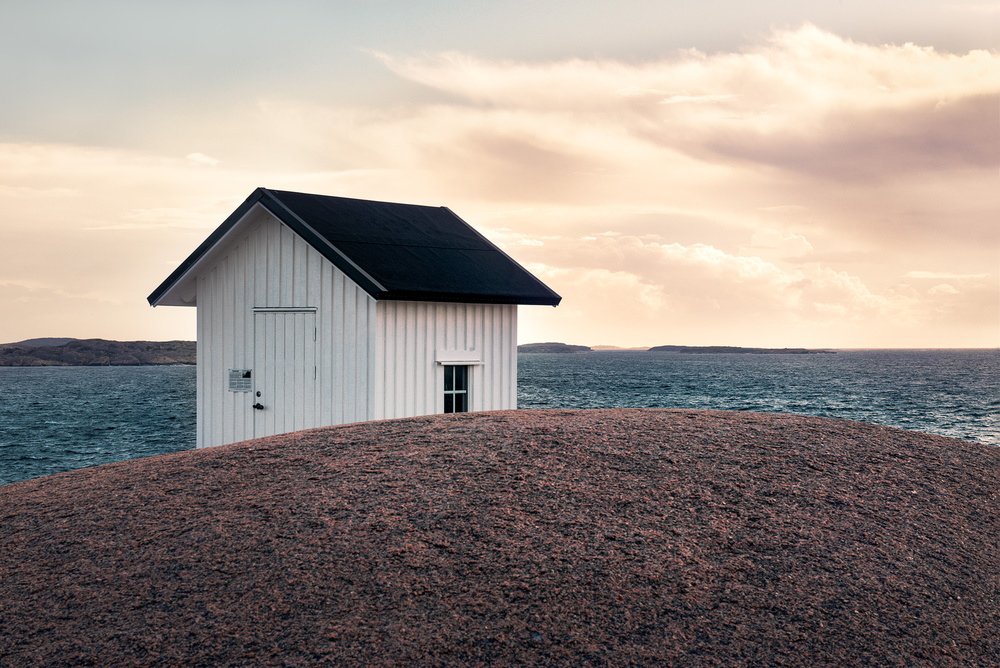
[
  {"xmin": 503, "ymin": 305, "xmax": 517, "ymax": 408},
  {"xmin": 374, "ymin": 300, "xmax": 517, "ymax": 420},
  {"xmin": 318, "ymin": 263, "xmax": 332, "ymax": 426},
  {"xmin": 361, "ymin": 289, "xmax": 377, "ymax": 422},
  {"xmin": 195, "ymin": 291, "xmax": 207, "ymax": 448},
  {"xmin": 193, "ymin": 206, "xmax": 519, "ymax": 447},
  {"xmin": 479, "ymin": 305, "xmax": 491, "ymax": 412},
  {"xmin": 343, "ymin": 279, "xmax": 359, "ymax": 421},
  {"xmin": 195, "ymin": 209, "xmax": 376, "ymax": 448},
  {"xmin": 329, "ymin": 268, "xmax": 343, "ymax": 424},
  {"xmin": 207, "ymin": 264, "xmax": 224, "ymax": 448}
]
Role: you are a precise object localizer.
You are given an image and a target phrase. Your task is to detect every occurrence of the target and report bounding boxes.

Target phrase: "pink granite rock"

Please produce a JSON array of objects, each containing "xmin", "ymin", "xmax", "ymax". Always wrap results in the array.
[{"xmin": 2, "ymin": 409, "xmax": 998, "ymax": 666}]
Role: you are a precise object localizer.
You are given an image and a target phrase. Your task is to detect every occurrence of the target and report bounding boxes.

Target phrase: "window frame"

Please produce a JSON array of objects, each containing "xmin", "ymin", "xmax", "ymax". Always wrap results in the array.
[{"xmin": 443, "ymin": 364, "xmax": 469, "ymax": 413}]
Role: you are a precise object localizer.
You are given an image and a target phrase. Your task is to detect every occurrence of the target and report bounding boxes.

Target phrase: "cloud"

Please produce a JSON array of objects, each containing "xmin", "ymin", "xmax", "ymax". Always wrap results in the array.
[
  {"xmin": 905, "ymin": 270, "xmax": 989, "ymax": 280},
  {"xmin": 0, "ymin": 185, "xmax": 79, "ymax": 199},
  {"xmin": 185, "ymin": 152, "xmax": 220, "ymax": 166},
  {"xmin": 365, "ymin": 26, "xmax": 1000, "ymax": 346},
  {"xmin": 951, "ymin": 3, "xmax": 1000, "ymax": 14},
  {"xmin": 929, "ymin": 283, "xmax": 959, "ymax": 295},
  {"xmin": 360, "ymin": 27, "xmax": 997, "ymax": 251},
  {"xmin": 88, "ymin": 207, "xmax": 222, "ymax": 231},
  {"xmin": 748, "ymin": 229, "xmax": 814, "ymax": 257},
  {"xmin": 509, "ymin": 223, "xmax": 996, "ymax": 347},
  {"xmin": 757, "ymin": 205, "xmax": 808, "ymax": 214},
  {"xmin": 703, "ymin": 93, "xmax": 998, "ymax": 180},
  {"xmin": 516, "ymin": 235, "xmax": 920, "ymax": 324},
  {"xmin": 377, "ymin": 25, "xmax": 997, "ymax": 171}
]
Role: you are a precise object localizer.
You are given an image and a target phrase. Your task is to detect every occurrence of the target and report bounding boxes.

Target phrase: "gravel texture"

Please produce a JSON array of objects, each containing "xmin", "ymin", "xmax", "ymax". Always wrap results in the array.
[{"xmin": 2, "ymin": 408, "xmax": 998, "ymax": 666}]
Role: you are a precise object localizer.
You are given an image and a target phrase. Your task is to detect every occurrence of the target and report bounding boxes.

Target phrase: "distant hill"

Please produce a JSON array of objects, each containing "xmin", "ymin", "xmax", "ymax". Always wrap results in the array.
[
  {"xmin": 0, "ymin": 339, "xmax": 196, "ymax": 366},
  {"xmin": 5, "ymin": 337, "xmax": 80, "ymax": 347},
  {"xmin": 648, "ymin": 345, "xmax": 835, "ymax": 354},
  {"xmin": 517, "ymin": 342, "xmax": 592, "ymax": 353}
]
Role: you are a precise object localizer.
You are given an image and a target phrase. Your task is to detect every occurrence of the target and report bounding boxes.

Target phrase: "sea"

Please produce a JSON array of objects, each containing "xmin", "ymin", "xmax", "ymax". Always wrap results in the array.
[{"xmin": 1, "ymin": 349, "xmax": 997, "ymax": 486}]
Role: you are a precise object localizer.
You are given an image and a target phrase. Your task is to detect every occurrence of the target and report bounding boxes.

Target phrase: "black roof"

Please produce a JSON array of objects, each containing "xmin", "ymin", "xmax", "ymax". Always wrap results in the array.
[{"xmin": 148, "ymin": 188, "xmax": 561, "ymax": 307}]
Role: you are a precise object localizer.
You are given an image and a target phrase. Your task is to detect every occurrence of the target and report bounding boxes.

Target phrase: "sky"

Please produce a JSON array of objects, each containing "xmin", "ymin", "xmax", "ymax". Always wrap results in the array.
[{"xmin": 1, "ymin": 0, "xmax": 997, "ymax": 348}]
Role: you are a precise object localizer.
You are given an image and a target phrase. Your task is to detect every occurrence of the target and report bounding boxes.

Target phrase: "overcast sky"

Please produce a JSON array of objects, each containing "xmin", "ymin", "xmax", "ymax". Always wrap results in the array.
[{"xmin": 1, "ymin": 0, "xmax": 997, "ymax": 347}]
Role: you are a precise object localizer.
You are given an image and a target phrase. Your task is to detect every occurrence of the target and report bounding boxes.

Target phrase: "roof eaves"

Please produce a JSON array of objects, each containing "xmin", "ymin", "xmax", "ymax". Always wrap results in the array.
[
  {"xmin": 379, "ymin": 290, "xmax": 561, "ymax": 307},
  {"xmin": 439, "ymin": 206, "xmax": 562, "ymax": 306}
]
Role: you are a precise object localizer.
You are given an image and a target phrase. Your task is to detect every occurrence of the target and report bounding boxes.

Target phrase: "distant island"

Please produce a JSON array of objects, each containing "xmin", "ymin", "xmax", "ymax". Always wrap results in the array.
[
  {"xmin": 517, "ymin": 342, "xmax": 592, "ymax": 353},
  {"xmin": 9, "ymin": 337, "xmax": 80, "ymax": 347},
  {"xmin": 648, "ymin": 345, "xmax": 836, "ymax": 355},
  {"xmin": 517, "ymin": 342, "xmax": 835, "ymax": 355},
  {"xmin": 0, "ymin": 339, "xmax": 196, "ymax": 366}
]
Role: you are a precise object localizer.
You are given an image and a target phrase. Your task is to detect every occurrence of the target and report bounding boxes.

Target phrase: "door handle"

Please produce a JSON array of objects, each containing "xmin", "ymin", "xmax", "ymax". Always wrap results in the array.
[{"xmin": 252, "ymin": 403, "xmax": 264, "ymax": 410}]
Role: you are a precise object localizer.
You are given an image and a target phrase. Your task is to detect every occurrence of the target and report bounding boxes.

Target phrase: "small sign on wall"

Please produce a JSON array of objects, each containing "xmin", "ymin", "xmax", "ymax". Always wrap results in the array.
[{"xmin": 228, "ymin": 369, "xmax": 253, "ymax": 392}]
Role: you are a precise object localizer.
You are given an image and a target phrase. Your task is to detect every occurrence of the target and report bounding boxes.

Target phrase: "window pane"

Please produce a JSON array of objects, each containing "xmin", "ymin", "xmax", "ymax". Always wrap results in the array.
[{"xmin": 443, "ymin": 365, "xmax": 469, "ymax": 414}]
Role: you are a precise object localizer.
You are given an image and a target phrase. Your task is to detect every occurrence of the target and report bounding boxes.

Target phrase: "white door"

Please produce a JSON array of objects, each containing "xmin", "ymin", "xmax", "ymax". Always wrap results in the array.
[{"xmin": 253, "ymin": 309, "xmax": 317, "ymax": 439}]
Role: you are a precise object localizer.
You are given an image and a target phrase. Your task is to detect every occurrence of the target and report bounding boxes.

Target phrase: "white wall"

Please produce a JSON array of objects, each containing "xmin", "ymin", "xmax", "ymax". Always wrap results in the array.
[
  {"xmin": 194, "ymin": 205, "xmax": 519, "ymax": 447},
  {"xmin": 374, "ymin": 300, "xmax": 518, "ymax": 419},
  {"xmin": 195, "ymin": 207, "xmax": 376, "ymax": 447}
]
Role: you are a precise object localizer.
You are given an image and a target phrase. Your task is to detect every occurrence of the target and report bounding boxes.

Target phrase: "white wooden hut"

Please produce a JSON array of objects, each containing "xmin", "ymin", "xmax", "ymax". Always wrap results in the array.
[{"xmin": 148, "ymin": 188, "xmax": 560, "ymax": 448}]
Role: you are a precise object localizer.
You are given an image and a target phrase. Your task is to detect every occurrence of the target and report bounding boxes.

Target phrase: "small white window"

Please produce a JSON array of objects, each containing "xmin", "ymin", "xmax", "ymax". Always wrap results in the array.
[{"xmin": 443, "ymin": 365, "xmax": 469, "ymax": 413}]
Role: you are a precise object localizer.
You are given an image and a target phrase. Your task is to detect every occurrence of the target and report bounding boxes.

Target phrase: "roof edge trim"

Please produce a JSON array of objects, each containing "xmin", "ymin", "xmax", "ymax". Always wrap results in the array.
[
  {"xmin": 147, "ymin": 189, "xmax": 268, "ymax": 307},
  {"xmin": 439, "ymin": 206, "xmax": 561, "ymax": 305},
  {"xmin": 257, "ymin": 189, "xmax": 387, "ymax": 296}
]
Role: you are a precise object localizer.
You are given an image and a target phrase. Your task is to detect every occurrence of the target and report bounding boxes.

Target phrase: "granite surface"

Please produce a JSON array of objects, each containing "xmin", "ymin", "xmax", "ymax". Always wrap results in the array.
[{"xmin": 2, "ymin": 409, "xmax": 998, "ymax": 666}]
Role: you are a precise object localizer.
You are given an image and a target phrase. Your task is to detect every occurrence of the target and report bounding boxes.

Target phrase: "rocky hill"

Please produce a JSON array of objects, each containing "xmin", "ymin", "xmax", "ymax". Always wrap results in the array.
[
  {"xmin": 0, "ymin": 339, "xmax": 195, "ymax": 366},
  {"xmin": 2, "ymin": 409, "xmax": 998, "ymax": 665},
  {"xmin": 6, "ymin": 337, "xmax": 79, "ymax": 347}
]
